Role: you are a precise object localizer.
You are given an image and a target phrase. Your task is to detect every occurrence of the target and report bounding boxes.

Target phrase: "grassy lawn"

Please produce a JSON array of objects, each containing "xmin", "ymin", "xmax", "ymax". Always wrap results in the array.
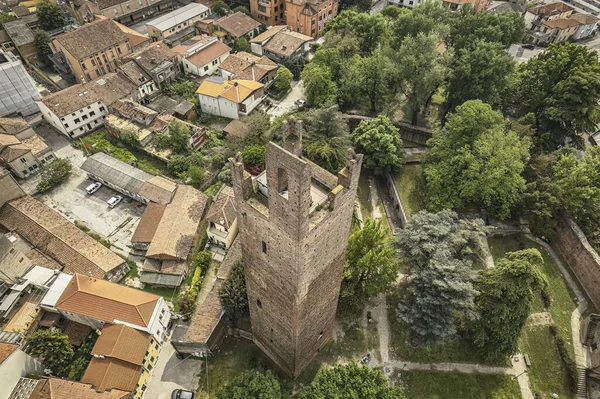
[
  {"xmin": 386, "ymin": 288, "xmax": 503, "ymax": 366},
  {"xmin": 521, "ymin": 326, "xmax": 575, "ymax": 399},
  {"xmin": 394, "ymin": 164, "xmax": 425, "ymax": 217},
  {"xmin": 393, "ymin": 370, "xmax": 521, "ymax": 399},
  {"xmin": 357, "ymin": 169, "xmax": 373, "ymax": 220},
  {"xmin": 488, "ymin": 235, "xmax": 579, "ymax": 399},
  {"xmin": 198, "ymin": 317, "xmax": 379, "ymax": 397}
]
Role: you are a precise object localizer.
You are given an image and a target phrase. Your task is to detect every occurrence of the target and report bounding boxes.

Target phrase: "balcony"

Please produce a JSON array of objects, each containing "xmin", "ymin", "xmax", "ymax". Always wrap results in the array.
[{"xmin": 48, "ymin": 51, "xmax": 75, "ymax": 82}]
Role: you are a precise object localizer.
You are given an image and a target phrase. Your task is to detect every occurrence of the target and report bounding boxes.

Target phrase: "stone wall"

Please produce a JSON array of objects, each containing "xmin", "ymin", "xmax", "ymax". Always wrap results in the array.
[
  {"xmin": 385, "ymin": 172, "xmax": 407, "ymax": 228},
  {"xmin": 553, "ymin": 216, "xmax": 600, "ymax": 310}
]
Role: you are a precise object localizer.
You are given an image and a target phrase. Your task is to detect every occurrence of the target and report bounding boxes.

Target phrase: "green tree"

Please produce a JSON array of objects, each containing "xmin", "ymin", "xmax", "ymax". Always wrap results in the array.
[
  {"xmin": 301, "ymin": 104, "xmax": 350, "ymax": 173},
  {"xmin": 381, "ymin": 4, "xmax": 405, "ymax": 19},
  {"xmin": 283, "ymin": 54, "xmax": 306, "ymax": 79},
  {"xmin": 167, "ymin": 120, "xmax": 191, "ymax": 153},
  {"xmin": 301, "ymin": 63, "xmax": 338, "ymax": 107},
  {"xmin": 298, "ymin": 363, "xmax": 405, "ymax": 399},
  {"xmin": 37, "ymin": 0, "xmax": 65, "ymax": 31},
  {"xmin": 449, "ymin": 6, "xmax": 525, "ymax": 51},
  {"xmin": 36, "ymin": 159, "xmax": 72, "ymax": 193},
  {"xmin": 67, "ymin": 356, "xmax": 88, "ymax": 381},
  {"xmin": 242, "ymin": 111, "xmax": 271, "ymax": 145},
  {"xmin": 217, "ymin": 370, "xmax": 282, "ymax": 399},
  {"xmin": 34, "ymin": 30, "xmax": 51, "ymax": 65},
  {"xmin": 468, "ymin": 249, "xmax": 548, "ymax": 361},
  {"xmin": 325, "ymin": 10, "xmax": 387, "ymax": 56},
  {"xmin": 337, "ymin": 55, "xmax": 364, "ymax": 109},
  {"xmin": 391, "ymin": 1, "xmax": 450, "ymax": 46},
  {"xmin": 423, "ymin": 100, "xmax": 530, "ymax": 219},
  {"xmin": 396, "ymin": 210, "xmax": 490, "ymax": 345},
  {"xmin": 212, "ymin": 0, "xmax": 230, "ymax": 16},
  {"xmin": 0, "ymin": 12, "xmax": 15, "ymax": 29},
  {"xmin": 178, "ymin": 288, "xmax": 198, "ymax": 320},
  {"xmin": 187, "ymin": 165, "xmax": 206, "ymax": 188},
  {"xmin": 167, "ymin": 154, "xmax": 190, "ymax": 176},
  {"xmin": 341, "ymin": 219, "xmax": 399, "ymax": 312},
  {"xmin": 445, "ymin": 40, "xmax": 516, "ymax": 113},
  {"xmin": 361, "ymin": 49, "xmax": 392, "ymax": 112},
  {"xmin": 118, "ymin": 127, "xmax": 140, "ymax": 147},
  {"xmin": 165, "ymin": 81, "xmax": 197, "ymax": 98},
  {"xmin": 219, "ymin": 259, "xmax": 249, "ymax": 325},
  {"xmin": 394, "ymin": 32, "xmax": 451, "ymax": 125},
  {"xmin": 25, "ymin": 328, "xmax": 74, "ymax": 376},
  {"xmin": 274, "ymin": 67, "xmax": 293, "ymax": 92},
  {"xmin": 233, "ymin": 37, "xmax": 251, "ymax": 53},
  {"xmin": 231, "ymin": 5, "xmax": 250, "ymax": 14},
  {"xmin": 241, "ymin": 145, "xmax": 266, "ymax": 166},
  {"xmin": 350, "ymin": 115, "xmax": 404, "ymax": 172},
  {"xmin": 515, "ymin": 43, "xmax": 600, "ymax": 151}
]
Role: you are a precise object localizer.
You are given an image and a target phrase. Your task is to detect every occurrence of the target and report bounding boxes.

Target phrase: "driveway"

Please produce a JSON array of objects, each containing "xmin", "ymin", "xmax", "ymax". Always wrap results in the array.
[
  {"xmin": 28, "ymin": 123, "xmax": 143, "ymax": 258},
  {"xmin": 144, "ymin": 340, "xmax": 203, "ymax": 399},
  {"xmin": 266, "ymin": 80, "xmax": 306, "ymax": 118}
]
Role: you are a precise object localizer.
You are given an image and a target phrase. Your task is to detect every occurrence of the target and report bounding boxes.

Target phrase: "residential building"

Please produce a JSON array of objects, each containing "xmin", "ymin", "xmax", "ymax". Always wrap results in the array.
[
  {"xmin": 487, "ymin": 0, "xmax": 525, "ymax": 12},
  {"xmin": 171, "ymin": 35, "xmax": 231, "ymax": 77},
  {"xmin": 219, "ymin": 51, "xmax": 278, "ymax": 87},
  {"xmin": 284, "ymin": 0, "xmax": 338, "ymax": 37},
  {"xmin": 76, "ymin": 0, "xmax": 175, "ymax": 26},
  {"xmin": 572, "ymin": 12, "xmax": 600, "ymax": 39},
  {"xmin": 0, "ymin": 234, "xmax": 32, "ymax": 285},
  {"xmin": 82, "ymin": 323, "xmax": 159, "ymax": 398},
  {"xmin": 196, "ymin": 77, "xmax": 265, "ymax": 119},
  {"xmin": 121, "ymin": 42, "xmax": 179, "ymax": 90},
  {"xmin": 229, "ymin": 117, "xmax": 362, "ymax": 377},
  {"xmin": 53, "ymin": 273, "xmax": 171, "ymax": 342},
  {"xmin": 0, "ymin": 195, "xmax": 128, "ymax": 280},
  {"xmin": 145, "ymin": 3, "xmax": 210, "ymax": 42},
  {"xmin": 114, "ymin": 22, "xmax": 151, "ymax": 51},
  {"xmin": 80, "ymin": 152, "xmax": 177, "ymax": 204},
  {"xmin": 0, "ymin": 343, "xmax": 43, "ymax": 399},
  {"xmin": 260, "ymin": 30, "xmax": 311, "ymax": 63},
  {"xmin": 387, "ymin": 0, "xmax": 425, "ymax": 9},
  {"xmin": 250, "ymin": 0, "xmax": 285, "ymax": 25},
  {"xmin": 49, "ymin": 19, "xmax": 132, "ymax": 83},
  {"xmin": 0, "ymin": 50, "xmax": 41, "ymax": 117},
  {"xmin": 524, "ymin": 2, "xmax": 574, "ymax": 31},
  {"xmin": 139, "ymin": 184, "xmax": 208, "ymax": 286},
  {"xmin": 22, "ymin": 378, "xmax": 130, "ymax": 399},
  {"xmin": 0, "ymin": 119, "xmax": 55, "ymax": 179},
  {"xmin": 206, "ymin": 185, "xmax": 238, "ymax": 250},
  {"xmin": 2, "ymin": 14, "xmax": 38, "ymax": 65},
  {"xmin": 249, "ymin": 25, "xmax": 288, "ymax": 54},
  {"xmin": 117, "ymin": 61, "xmax": 159, "ymax": 103},
  {"xmin": 531, "ymin": 17, "xmax": 582, "ymax": 44},
  {"xmin": 37, "ymin": 73, "xmax": 137, "ymax": 139},
  {"xmin": 0, "ymin": 167, "xmax": 25, "ymax": 209},
  {"xmin": 441, "ymin": 0, "xmax": 491, "ymax": 11},
  {"xmin": 105, "ymin": 99, "xmax": 207, "ymax": 148},
  {"xmin": 214, "ymin": 12, "xmax": 261, "ymax": 43}
]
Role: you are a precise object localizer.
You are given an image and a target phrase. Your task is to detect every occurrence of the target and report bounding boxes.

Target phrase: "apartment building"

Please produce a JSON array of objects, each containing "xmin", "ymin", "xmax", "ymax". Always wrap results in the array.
[
  {"xmin": 49, "ymin": 19, "xmax": 132, "ymax": 83},
  {"xmin": 145, "ymin": 3, "xmax": 210, "ymax": 42},
  {"xmin": 285, "ymin": 0, "xmax": 338, "ymax": 37},
  {"xmin": 37, "ymin": 73, "xmax": 136, "ymax": 138},
  {"xmin": 196, "ymin": 77, "xmax": 265, "ymax": 119},
  {"xmin": 121, "ymin": 42, "xmax": 179, "ymax": 90},
  {"xmin": 0, "ymin": 118, "xmax": 54, "ymax": 179},
  {"xmin": 76, "ymin": 0, "xmax": 175, "ymax": 25},
  {"xmin": 250, "ymin": 0, "xmax": 285, "ymax": 25},
  {"xmin": 171, "ymin": 35, "xmax": 231, "ymax": 77}
]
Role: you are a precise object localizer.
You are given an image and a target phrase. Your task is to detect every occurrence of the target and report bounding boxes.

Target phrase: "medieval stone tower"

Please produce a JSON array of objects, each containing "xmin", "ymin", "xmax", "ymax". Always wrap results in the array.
[{"xmin": 229, "ymin": 117, "xmax": 363, "ymax": 378}]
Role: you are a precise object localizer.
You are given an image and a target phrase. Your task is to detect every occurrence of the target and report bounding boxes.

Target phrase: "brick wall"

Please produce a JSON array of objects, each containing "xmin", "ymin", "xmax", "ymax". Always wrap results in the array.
[{"xmin": 553, "ymin": 216, "xmax": 600, "ymax": 310}]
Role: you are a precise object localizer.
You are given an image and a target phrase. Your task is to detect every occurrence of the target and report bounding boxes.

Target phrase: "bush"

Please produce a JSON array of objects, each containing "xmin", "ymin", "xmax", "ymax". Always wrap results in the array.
[
  {"xmin": 241, "ymin": 145, "xmax": 266, "ymax": 166},
  {"xmin": 550, "ymin": 325, "xmax": 578, "ymax": 393},
  {"xmin": 191, "ymin": 266, "xmax": 203, "ymax": 288},
  {"xmin": 541, "ymin": 288, "xmax": 552, "ymax": 309},
  {"xmin": 187, "ymin": 165, "xmax": 206, "ymax": 188},
  {"xmin": 178, "ymin": 288, "xmax": 198, "ymax": 319},
  {"xmin": 36, "ymin": 159, "xmax": 72, "ymax": 193},
  {"xmin": 212, "ymin": 153, "xmax": 225, "ymax": 167}
]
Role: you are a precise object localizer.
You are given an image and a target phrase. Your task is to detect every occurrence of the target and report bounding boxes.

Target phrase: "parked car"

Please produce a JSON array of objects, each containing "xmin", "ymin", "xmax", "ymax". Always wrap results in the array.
[
  {"xmin": 107, "ymin": 195, "xmax": 123, "ymax": 208},
  {"xmin": 295, "ymin": 99, "xmax": 306, "ymax": 106},
  {"xmin": 171, "ymin": 390, "xmax": 195, "ymax": 399},
  {"xmin": 86, "ymin": 182, "xmax": 102, "ymax": 194}
]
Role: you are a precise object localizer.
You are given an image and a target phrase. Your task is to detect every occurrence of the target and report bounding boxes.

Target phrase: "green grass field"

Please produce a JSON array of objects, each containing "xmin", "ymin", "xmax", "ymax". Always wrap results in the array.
[{"xmin": 394, "ymin": 164, "xmax": 425, "ymax": 217}]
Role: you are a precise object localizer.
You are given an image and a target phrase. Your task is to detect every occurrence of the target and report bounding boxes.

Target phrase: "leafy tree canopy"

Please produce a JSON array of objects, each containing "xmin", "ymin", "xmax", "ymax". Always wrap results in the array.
[
  {"xmin": 216, "ymin": 370, "xmax": 282, "ymax": 399},
  {"xmin": 219, "ymin": 259, "xmax": 249, "ymax": 325},
  {"xmin": 423, "ymin": 100, "xmax": 530, "ymax": 219},
  {"xmin": 325, "ymin": 10, "xmax": 387, "ymax": 56},
  {"xmin": 25, "ymin": 328, "xmax": 74, "ymax": 376},
  {"xmin": 350, "ymin": 115, "xmax": 404, "ymax": 172},
  {"xmin": 274, "ymin": 67, "xmax": 293, "ymax": 92},
  {"xmin": 301, "ymin": 63, "xmax": 338, "ymax": 107},
  {"xmin": 36, "ymin": 158, "xmax": 72, "ymax": 193},
  {"xmin": 34, "ymin": 30, "xmax": 51, "ymax": 64},
  {"xmin": 38, "ymin": 0, "xmax": 65, "ymax": 31},
  {"xmin": 233, "ymin": 37, "xmax": 251, "ymax": 53},
  {"xmin": 468, "ymin": 249, "xmax": 547, "ymax": 361},
  {"xmin": 212, "ymin": 0, "xmax": 230, "ymax": 16},
  {"xmin": 298, "ymin": 363, "xmax": 405, "ymax": 399}
]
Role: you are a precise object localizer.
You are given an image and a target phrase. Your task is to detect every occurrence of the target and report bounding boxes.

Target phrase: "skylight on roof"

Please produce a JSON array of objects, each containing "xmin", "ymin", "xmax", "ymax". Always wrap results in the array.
[{"xmin": 97, "ymin": 79, "xmax": 107, "ymax": 86}]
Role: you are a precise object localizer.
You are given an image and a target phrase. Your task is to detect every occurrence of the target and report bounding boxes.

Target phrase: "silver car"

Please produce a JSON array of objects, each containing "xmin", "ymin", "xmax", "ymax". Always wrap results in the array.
[
  {"xmin": 107, "ymin": 195, "xmax": 123, "ymax": 208},
  {"xmin": 86, "ymin": 182, "xmax": 102, "ymax": 194}
]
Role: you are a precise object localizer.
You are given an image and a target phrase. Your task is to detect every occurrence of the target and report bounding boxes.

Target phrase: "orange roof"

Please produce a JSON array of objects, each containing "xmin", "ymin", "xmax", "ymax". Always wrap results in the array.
[
  {"xmin": 196, "ymin": 79, "xmax": 264, "ymax": 103},
  {"xmin": 92, "ymin": 324, "xmax": 151, "ymax": 366},
  {"xmin": 82, "ymin": 357, "xmax": 141, "ymax": 393},
  {"xmin": 544, "ymin": 18, "xmax": 582, "ymax": 29},
  {"xmin": 55, "ymin": 274, "xmax": 159, "ymax": 327},
  {"xmin": 0, "ymin": 343, "xmax": 17, "ymax": 365},
  {"xmin": 185, "ymin": 40, "xmax": 231, "ymax": 68},
  {"xmin": 30, "ymin": 378, "xmax": 130, "ymax": 399}
]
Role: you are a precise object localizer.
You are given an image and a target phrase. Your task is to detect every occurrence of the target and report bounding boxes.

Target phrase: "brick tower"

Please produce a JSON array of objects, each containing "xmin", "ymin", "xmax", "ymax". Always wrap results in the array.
[{"xmin": 229, "ymin": 117, "xmax": 363, "ymax": 377}]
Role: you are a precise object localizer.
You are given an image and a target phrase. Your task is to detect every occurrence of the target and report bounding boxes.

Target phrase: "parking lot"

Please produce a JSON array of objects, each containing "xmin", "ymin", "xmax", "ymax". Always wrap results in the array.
[{"xmin": 31, "ymin": 123, "xmax": 144, "ymax": 258}]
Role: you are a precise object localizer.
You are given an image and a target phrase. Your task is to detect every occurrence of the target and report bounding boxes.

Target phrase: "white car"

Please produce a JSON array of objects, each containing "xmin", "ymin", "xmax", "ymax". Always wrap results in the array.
[
  {"xmin": 86, "ymin": 182, "xmax": 102, "ymax": 194},
  {"xmin": 295, "ymin": 99, "xmax": 306, "ymax": 106},
  {"xmin": 107, "ymin": 195, "xmax": 123, "ymax": 208}
]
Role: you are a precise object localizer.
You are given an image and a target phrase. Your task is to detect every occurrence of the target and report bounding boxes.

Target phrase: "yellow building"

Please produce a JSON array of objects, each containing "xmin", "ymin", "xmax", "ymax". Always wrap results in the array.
[{"xmin": 82, "ymin": 323, "xmax": 161, "ymax": 399}]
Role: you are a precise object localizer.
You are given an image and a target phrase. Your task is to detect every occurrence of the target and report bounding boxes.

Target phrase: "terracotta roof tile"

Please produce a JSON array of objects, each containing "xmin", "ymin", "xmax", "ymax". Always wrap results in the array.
[
  {"xmin": 92, "ymin": 324, "xmax": 151, "ymax": 365},
  {"xmin": 0, "ymin": 117, "xmax": 29, "ymax": 135},
  {"xmin": 216, "ymin": 12, "xmax": 261, "ymax": 38},
  {"xmin": 196, "ymin": 78, "xmax": 264, "ymax": 103},
  {"xmin": 55, "ymin": 274, "xmax": 159, "ymax": 327},
  {"xmin": 81, "ymin": 357, "xmax": 141, "ymax": 393},
  {"xmin": 0, "ymin": 342, "xmax": 17, "ymax": 365},
  {"xmin": 263, "ymin": 30, "xmax": 311, "ymax": 57},
  {"xmin": 131, "ymin": 202, "xmax": 166, "ymax": 244},
  {"xmin": 30, "ymin": 378, "xmax": 131, "ymax": 399},
  {"xmin": 543, "ymin": 17, "xmax": 582, "ymax": 29},
  {"xmin": 219, "ymin": 51, "xmax": 276, "ymax": 81},
  {"xmin": 206, "ymin": 186, "xmax": 237, "ymax": 228},
  {"xmin": 185, "ymin": 40, "xmax": 231, "ymax": 68},
  {"xmin": 250, "ymin": 25, "xmax": 288, "ymax": 43},
  {"xmin": 53, "ymin": 19, "xmax": 128, "ymax": 60}
]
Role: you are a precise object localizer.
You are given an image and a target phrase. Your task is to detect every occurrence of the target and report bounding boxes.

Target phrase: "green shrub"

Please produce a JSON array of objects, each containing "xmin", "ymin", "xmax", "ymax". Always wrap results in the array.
[
  {"xmin": 36, "ymin": 159, "xmax": 72, "ymax": 193},
  {"xmin": 191, "ymin": 266, "xmax": 203, "ymax": 288},
  {"xmin": 178, "ymin": 288, "xmax": 198, "ymax": 319},
  {"xmin": 241, "ymin": 145, "xmax": 266, "ymax": 166}
]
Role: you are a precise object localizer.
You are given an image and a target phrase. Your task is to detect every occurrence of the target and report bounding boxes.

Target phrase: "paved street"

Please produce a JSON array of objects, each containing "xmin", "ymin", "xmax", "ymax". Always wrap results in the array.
[
  {"xmin": 28, "ymin": 123, "xmax": 143, "ymax": 258},
  {"xmin": 580, "ymin": 34, "xmax": 600, "ymax": 51},
  {"xmin": 370, "ymin": 0, "xmax": 388, "ymax": 15},
  {"xmin": 144, "ymin": 340, "xmax": 203, "ymax": 399},
  {"xmin": 266, "ymin": 80, "xmax": 306, "ymax": 118}
]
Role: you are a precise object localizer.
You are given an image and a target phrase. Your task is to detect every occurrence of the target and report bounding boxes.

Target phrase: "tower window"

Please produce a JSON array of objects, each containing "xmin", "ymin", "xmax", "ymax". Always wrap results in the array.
[
  {"xmin": 262, "ymin": 241, "xmax": 267, "ymax": 254},
  {"xmin": 257, "ymin": 299, "xmax": 263, "ymax": 309}
]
